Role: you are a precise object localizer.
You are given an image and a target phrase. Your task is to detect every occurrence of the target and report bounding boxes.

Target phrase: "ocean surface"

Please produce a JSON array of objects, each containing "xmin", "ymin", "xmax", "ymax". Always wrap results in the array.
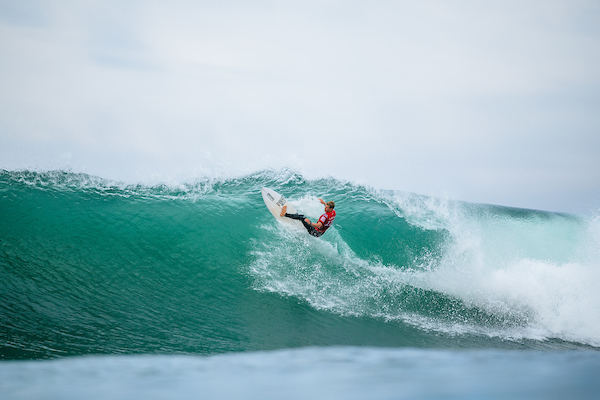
[{"xmin": 1, "ymin": 169, "xmax": 599, "ymax": 399}]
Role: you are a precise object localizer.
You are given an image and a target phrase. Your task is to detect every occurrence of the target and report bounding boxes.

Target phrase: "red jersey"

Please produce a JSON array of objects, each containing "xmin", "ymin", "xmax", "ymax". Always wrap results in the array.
[{"xmin": 315, "ymin": 210, "xmax": 336, "ymax": 233}]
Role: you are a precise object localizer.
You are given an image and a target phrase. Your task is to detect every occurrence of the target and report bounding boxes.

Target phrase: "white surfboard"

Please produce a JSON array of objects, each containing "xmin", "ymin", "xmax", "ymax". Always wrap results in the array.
[{"xmin": 261, "ymin": 187, "xmax": 304, "ymax": 229}]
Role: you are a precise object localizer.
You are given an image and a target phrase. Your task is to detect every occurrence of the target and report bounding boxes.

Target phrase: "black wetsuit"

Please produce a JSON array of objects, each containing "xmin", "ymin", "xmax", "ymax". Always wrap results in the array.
[{"xmin": 284, "ymin": 213, "xmax": 323, "ymax": 237}]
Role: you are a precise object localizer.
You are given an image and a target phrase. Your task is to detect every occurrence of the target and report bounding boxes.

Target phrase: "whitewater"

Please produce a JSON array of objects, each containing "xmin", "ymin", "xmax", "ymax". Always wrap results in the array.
[{"xmin": 1, "ymin": 168, "xmax": 599, "ymax": 399}]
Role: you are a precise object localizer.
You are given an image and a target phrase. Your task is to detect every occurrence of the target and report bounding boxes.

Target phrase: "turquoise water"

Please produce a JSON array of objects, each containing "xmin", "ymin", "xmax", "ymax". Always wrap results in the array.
[{"xmin": 1, "ymin": 169, "xmax": 599, "ymax": 398}]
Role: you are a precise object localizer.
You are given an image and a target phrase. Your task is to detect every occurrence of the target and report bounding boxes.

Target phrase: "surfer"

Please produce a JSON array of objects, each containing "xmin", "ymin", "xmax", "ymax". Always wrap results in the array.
[{"xmin": 280, "ymin": 198, "xmax": 336, "ymax": 237}]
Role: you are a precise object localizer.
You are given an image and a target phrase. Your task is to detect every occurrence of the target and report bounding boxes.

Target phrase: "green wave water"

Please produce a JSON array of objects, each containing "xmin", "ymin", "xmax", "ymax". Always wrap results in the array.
[{"xmin": 1, "ymin": 169, "xmax": 599, "ymax": 360}]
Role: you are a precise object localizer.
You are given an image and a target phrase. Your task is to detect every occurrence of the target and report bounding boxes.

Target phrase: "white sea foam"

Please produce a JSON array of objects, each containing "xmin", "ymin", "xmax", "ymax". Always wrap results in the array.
[{"xmin": 391, "ymin": 192, "xmax": 600, "ymax": 346}]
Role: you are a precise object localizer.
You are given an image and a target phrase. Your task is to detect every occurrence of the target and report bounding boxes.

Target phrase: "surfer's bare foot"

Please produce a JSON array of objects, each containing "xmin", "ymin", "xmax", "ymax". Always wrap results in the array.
[{"xmin": 280, "ymin": 205, "xmax": 287, "ymax": 217}]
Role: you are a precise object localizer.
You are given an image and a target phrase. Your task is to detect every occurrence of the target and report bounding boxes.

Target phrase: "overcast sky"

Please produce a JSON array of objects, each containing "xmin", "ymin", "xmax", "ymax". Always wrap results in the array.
[{"xmin": 1, "ymin": 0, "xmax": 599, "ymax": 213}]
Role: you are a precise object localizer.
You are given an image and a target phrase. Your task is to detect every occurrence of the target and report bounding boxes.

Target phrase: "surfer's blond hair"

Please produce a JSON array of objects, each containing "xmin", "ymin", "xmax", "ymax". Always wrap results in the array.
[{"xmin": 327, "ymin": 201, "xmax": 335, "ymax": 209}]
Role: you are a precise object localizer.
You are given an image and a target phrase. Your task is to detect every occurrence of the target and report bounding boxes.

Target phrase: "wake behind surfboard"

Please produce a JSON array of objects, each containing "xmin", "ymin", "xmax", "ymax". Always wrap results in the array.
[{"xmin": 261, "ymin": 187, "xmax": 304, "ymax": 229}]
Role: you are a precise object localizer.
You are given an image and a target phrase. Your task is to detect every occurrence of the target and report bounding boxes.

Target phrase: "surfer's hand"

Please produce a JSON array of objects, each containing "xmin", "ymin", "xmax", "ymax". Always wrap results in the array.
[
  {"xmin": 304, "ymin": 218, "xmax": 311, "ymax": 225},
  {"xmin": 319, "ymin": 198, "xmax": 326, "ymax": 205}
]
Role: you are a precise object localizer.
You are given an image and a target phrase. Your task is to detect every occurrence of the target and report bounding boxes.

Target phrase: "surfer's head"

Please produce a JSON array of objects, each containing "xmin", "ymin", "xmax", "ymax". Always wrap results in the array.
[{"xmin": 326, "ymin": 201, "xmax": 335, "ymax": 210}]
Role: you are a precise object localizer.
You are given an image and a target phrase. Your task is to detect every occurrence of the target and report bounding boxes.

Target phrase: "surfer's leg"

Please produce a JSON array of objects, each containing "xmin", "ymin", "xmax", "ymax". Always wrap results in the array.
[
  {"xmin": 300, "ymin": 219, "xmax": 322, "ymax": 237},
  {"xmin": 284, "ymin": 213, "xmax": 306, "ymax": 221},
  {"xmin": 281, "ymin": 206, "xmax": 304, "ymax": 219},
  {"xmin": 280, "ymin": 206, "xmax": 321, "ymax": 237}
]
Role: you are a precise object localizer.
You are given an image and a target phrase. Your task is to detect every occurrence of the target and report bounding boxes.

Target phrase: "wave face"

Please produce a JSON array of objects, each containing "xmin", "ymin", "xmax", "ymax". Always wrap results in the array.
[{"xmin": 1, "ymin": 169, "xmax": 599, "ymax": 359}]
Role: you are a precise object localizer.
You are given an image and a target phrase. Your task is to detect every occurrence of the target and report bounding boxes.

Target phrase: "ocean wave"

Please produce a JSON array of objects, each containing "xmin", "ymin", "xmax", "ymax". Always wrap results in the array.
[{"xmin": 1, "ymin": 168, "xmax": 598, "ymax": 360}]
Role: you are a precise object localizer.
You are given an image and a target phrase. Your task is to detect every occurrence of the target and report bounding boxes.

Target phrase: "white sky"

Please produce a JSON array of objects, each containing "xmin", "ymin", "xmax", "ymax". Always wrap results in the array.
[{"xmin": 1, "ymin": 0, "xmax": 599, "ymax": 213}]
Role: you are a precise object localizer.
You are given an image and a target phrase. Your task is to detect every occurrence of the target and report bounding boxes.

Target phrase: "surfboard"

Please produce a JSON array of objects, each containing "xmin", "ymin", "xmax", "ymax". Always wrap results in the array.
[{"xmin": 261, "ymin": 187, "xmax": 304, "ymax": 229}]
